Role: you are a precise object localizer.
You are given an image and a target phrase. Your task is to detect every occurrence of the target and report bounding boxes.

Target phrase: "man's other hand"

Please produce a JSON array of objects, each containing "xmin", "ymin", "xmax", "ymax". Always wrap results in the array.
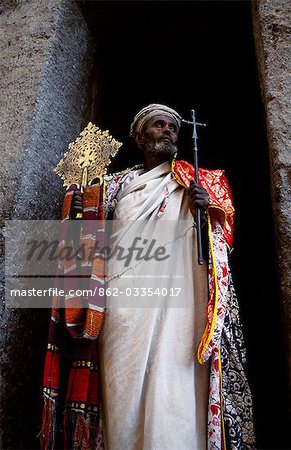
[
  {"xmin": 188, "ymin": 180, "xmax": 210, "ymax": 214},
  {"xmin": 71, "ymin": 189, "xmax": 83, "ymax": 218}
]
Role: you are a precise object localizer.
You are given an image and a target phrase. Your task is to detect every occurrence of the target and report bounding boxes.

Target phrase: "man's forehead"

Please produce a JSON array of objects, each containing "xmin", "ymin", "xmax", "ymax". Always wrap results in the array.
[
  {"xmin": 145, "ymin": 114, "xmax": 178, "ymax": 126},
  {"xmin": 130, "ymin": 103, "xmax": 181, "ymax": 137}
]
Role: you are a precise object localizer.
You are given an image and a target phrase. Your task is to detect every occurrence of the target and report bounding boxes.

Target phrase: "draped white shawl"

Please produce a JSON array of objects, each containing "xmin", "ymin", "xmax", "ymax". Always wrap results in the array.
[{"xmin": 99, "ymin": 162, "xmax": 209, "ymax": 450}]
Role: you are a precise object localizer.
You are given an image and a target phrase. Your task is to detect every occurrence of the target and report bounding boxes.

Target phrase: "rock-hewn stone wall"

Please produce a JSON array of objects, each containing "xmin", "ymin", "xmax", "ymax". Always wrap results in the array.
[
  {"xmin": 0, "ymin": 0, "xmax": 94, "ymax": 447},
  {"xmin": 252, "ymin": 0, "xmax": 291, "ymax": 415}
]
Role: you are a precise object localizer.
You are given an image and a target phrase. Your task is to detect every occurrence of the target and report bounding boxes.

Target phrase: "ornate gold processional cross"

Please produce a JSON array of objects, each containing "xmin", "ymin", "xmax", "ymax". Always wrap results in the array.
[
  {"xmin": 54, "ymin": 122, "xmax": 123, "ymax": 191},
  {"xmin": 54, "ymin": 122, "xmax": 122, "ymax": 218}
]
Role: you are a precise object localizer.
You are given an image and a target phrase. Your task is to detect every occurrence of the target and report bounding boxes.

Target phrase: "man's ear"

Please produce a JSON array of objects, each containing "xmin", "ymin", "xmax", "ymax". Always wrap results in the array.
[{"xmin": 135, "ymin": 132, "xmax": 144, "ymax": 146}]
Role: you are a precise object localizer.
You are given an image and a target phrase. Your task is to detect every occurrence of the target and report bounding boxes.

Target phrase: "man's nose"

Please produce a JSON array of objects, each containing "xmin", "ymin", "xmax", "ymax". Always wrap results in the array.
[{"xmin": 162, "ymin": 124, "xmax": 171, "ymax": 134}]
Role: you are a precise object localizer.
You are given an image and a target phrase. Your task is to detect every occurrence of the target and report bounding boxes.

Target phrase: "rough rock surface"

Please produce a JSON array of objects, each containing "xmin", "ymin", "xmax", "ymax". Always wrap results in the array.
[
  {"xmin": 252, "ymin": 0, "xmax": 291, "ymax": 415},
  {"xmin": 0, "ymin": 0, "xmax": 94, "ymax": 447}
]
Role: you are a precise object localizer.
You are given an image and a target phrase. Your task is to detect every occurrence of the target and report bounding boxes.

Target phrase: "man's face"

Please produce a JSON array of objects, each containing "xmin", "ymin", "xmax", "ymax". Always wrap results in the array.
[{"xmin": 136, "ymin": 114, "xmax": 179, "ymax": 157}]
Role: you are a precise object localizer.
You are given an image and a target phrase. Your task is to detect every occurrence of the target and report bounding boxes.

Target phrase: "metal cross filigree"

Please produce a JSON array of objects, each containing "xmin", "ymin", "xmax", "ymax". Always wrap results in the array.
[{"xmin": 54, "ymin": 122, "xmax": 123, "ymax": 190}]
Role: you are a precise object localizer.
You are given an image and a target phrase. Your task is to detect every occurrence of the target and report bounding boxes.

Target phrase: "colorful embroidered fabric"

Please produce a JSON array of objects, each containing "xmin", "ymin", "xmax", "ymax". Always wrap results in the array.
[
  {"xmin": 172, "ymin": 159, "xmax": 235, "ymax": 248},
  {"xmin": 41, "ymin": 184, "xmax": 105, "ymax": 450},
  {"xmin": 204, "ymin": 222, "xmax": 255, "ymax": 449},
  {"xmin": 171, "ymin": 160, "xmax": 234, "ymax": 364},
  {"xmin": 172, "ymin": 160, "xmax": 255, "ymax": 449},
  {"xmin": 221, "ymin": 274, "xmax": 256, "ymax": 449}
]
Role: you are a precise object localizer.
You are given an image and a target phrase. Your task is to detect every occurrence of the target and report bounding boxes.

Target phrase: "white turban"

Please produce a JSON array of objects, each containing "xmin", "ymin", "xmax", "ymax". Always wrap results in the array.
[{"xmin": 130, "ymin": 103, "xmax": 182, "ymax": 138}]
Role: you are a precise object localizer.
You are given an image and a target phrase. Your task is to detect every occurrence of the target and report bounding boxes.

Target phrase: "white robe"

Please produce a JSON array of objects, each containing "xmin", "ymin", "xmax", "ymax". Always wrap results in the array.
[{"xmin": 99, "ymin": 162, "xmax": 209, "ymax": 450}]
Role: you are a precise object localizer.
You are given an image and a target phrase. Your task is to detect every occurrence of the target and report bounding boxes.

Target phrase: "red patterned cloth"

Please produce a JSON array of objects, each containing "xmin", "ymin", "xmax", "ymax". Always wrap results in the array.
[
  {"xmin": 172, "ymin": 160, "xmax": 255, "ymax": 449},
  {"xmin": 41, "ymin": 184, "xmax": 105, "ymax": 450},
  {"xmin": 172, "ymin": 160, "xmax": 235, "ymax": 363},
  {"xmin": 172, "ymin": 159, "xmax": 235, "ymax": 248}
]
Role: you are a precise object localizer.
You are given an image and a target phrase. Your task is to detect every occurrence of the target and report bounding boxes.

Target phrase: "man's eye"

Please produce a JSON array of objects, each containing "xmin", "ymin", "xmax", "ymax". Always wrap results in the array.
[
  {"xmin": 156, "ymin": 123, "xmax": 163, "ymax": 128},
  {"xmin": 170, "ymin": 126, "xmax": 177, "ymax": 132}
]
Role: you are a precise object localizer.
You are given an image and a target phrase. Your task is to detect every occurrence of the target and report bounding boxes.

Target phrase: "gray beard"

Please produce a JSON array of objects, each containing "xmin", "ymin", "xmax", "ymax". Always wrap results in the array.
[{"xmin": 144, "ymin": 140, "xmax": 178, "ymax": 158}]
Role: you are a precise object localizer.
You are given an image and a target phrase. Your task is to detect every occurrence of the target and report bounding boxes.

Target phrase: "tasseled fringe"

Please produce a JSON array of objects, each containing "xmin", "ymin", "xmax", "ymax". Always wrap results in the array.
[
  {"xmin": 64, "ymin": 411, "xmax": 104, "ymax": 450},
  {"xmin": 39, "ymin": 396, "xmax": 57, "ymax": 450}
]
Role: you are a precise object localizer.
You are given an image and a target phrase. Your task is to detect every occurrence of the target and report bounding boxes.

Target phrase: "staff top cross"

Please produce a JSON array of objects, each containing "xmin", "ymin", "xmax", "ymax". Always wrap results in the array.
[{"xmin": 181, "ymin": 109, "xmax": 207, "ymax": 147}]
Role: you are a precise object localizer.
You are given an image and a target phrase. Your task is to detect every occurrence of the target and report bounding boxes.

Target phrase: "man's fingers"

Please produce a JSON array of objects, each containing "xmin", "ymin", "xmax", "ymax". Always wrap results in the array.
[
  {"xmin": 192, "ymin": 193, "xmax": 208, "ymax": 200},
  {"xmin": 193, "ymin": 199, "xmax": 208, "ymax": 205},
  {"xmin": 189, "ymin": 185, "xmax": 205, "ymax": 194},
  {"xmin": 72, "ymin": 190, "xmax": 83, "ymax": 216},
  {"xmin": 188, "ymin": 184, "xmax": 207, "ymax": 196},
  {"xmin": 72, "ymin": 201, "xmax": 82, "ymax": 208},
  {"xmin": 188, "ymin": 192, "xmax": 208, "ymax": 202},
  {"xmin": 70, "ymin": 190, "xmax": 83, "ymax": 218},
  {"xmin": 73, "ymin": 195, "xmax": 83, "ymax": 202},
  {"xmin": 193, "ymin": 199, "xmax": 209, "ymax": 209},
  {"xmin": 188, "ymin": 181, "xmax": 210, "ymax": 210}
]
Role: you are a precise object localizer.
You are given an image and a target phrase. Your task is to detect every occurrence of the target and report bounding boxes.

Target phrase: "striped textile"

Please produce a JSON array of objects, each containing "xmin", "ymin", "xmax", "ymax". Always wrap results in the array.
[{"xmin": 41, "ymin": 183, "xmax": 105, "ymax": 450}]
